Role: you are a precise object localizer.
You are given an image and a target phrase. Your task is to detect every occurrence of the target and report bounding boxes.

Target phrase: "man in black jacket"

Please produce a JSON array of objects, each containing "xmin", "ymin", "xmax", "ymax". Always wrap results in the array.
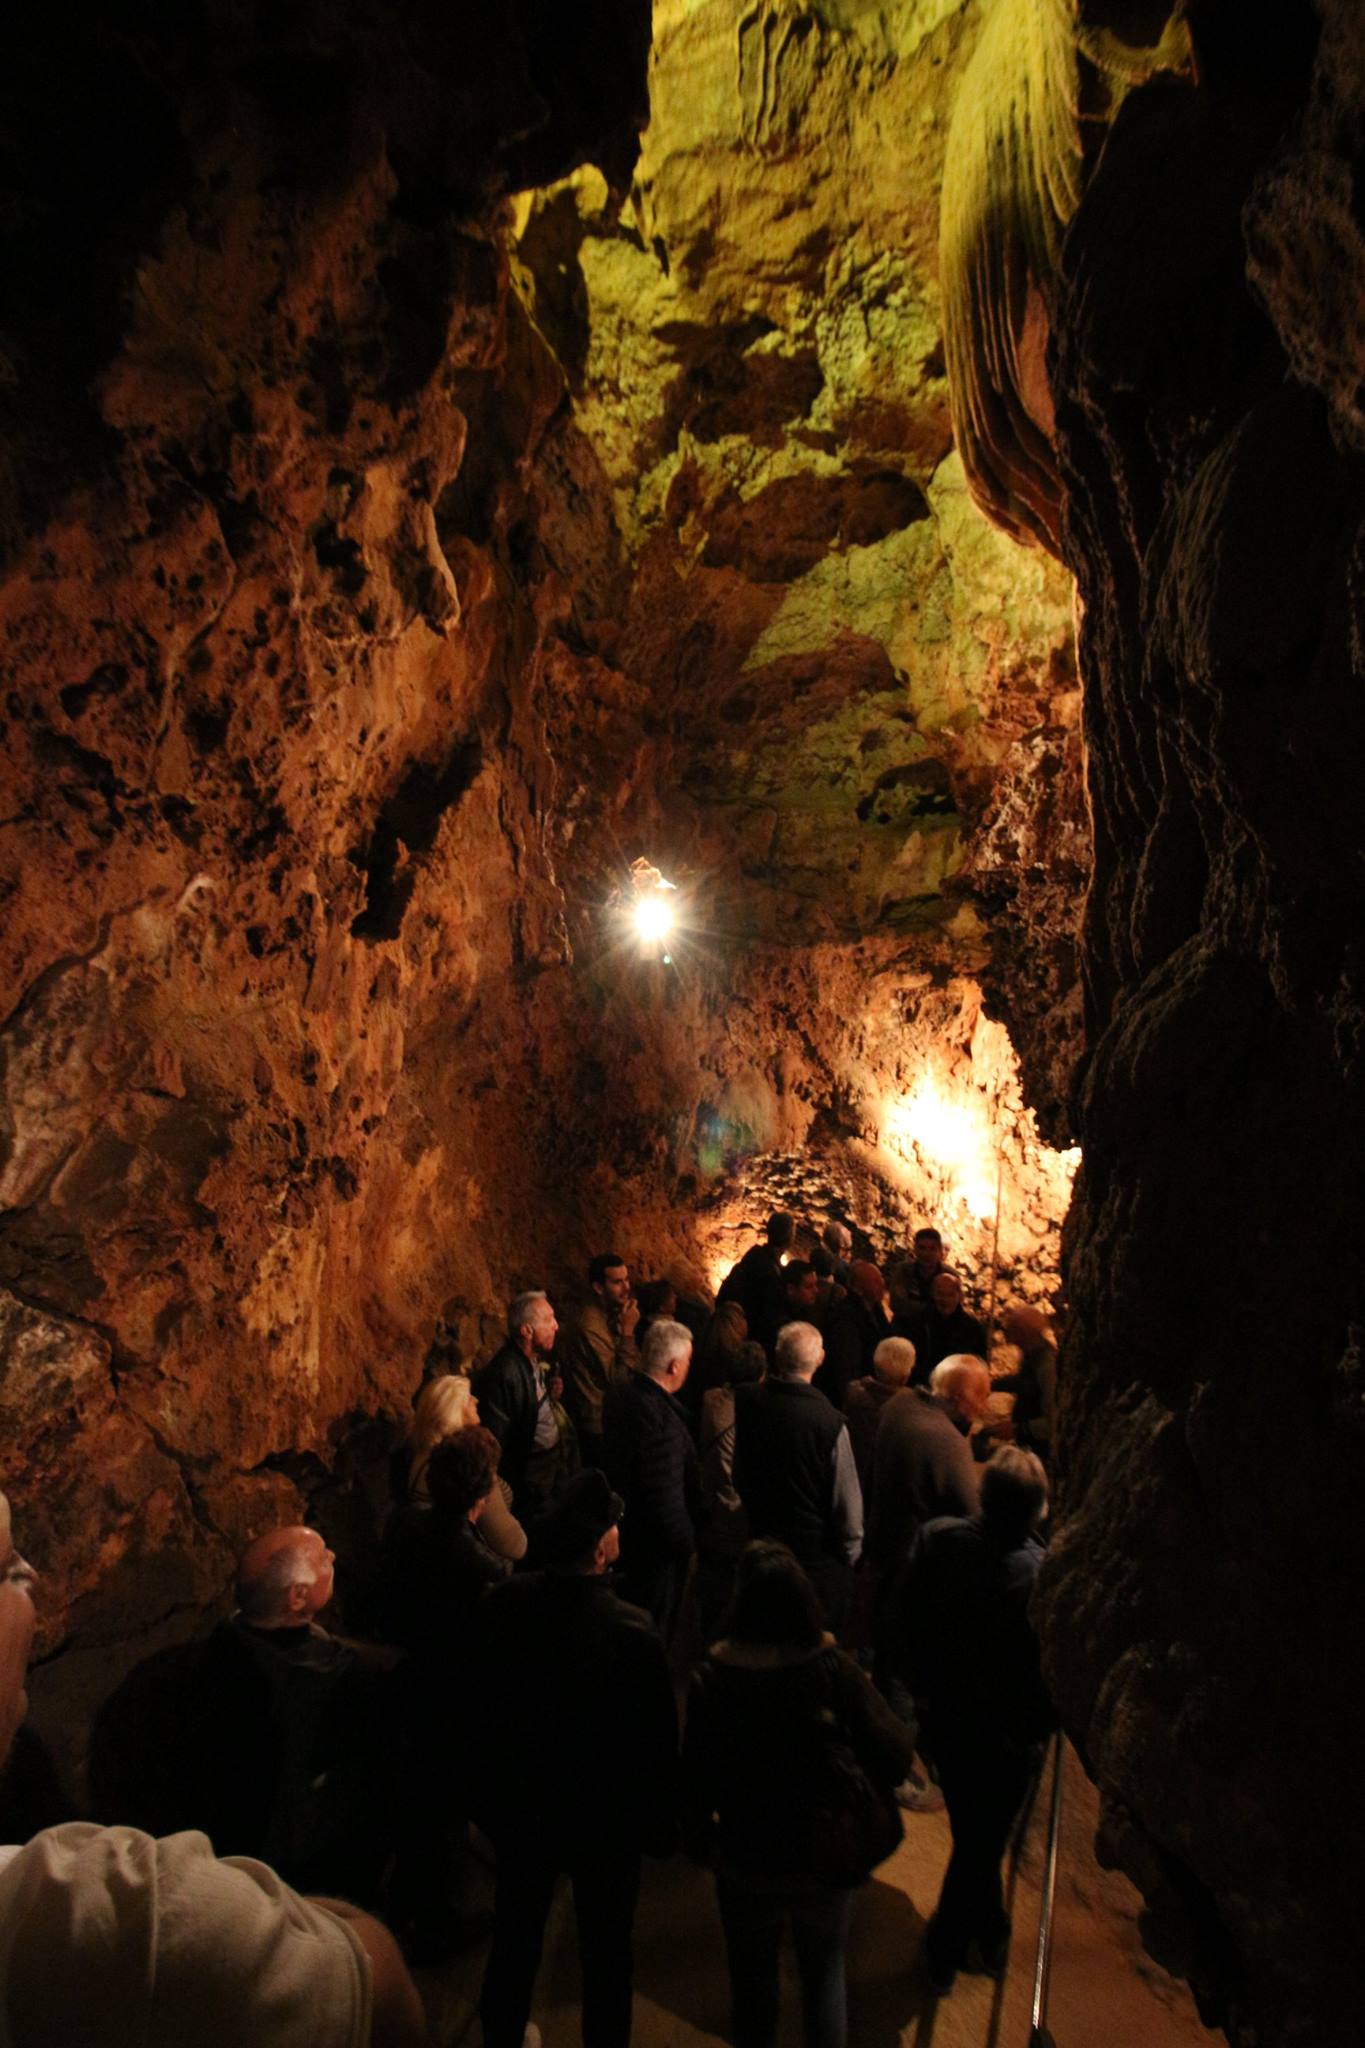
[
  {"xmin": 471, "ymin": 1472, "xmax": 679, "ymax": 2048},
  {"xmin": 602, "ymin": 1318, "xmax": 698, "ymax": 1637},
  {"xmin": 913, "ymin": 1271, "xmax": 988, "ymax": 1382},
  {"xmin": 475, "ymin": 1289, "xmax": 569, "ymax": 1515},
  {"xmin": 815, "ymin": 1259, "xmax": 894, "ymax": 1407},
  {"xmin": 718, "ymin": 1212, "xmax": 796, "ymax": 1359},
  {"xmin": 894, "ymin": 1447, "xmax": 1055, "ymax": 1992},
  {"xmin": 732, "ymin": 1320, "xmax": 864, "ymax": 1629}
]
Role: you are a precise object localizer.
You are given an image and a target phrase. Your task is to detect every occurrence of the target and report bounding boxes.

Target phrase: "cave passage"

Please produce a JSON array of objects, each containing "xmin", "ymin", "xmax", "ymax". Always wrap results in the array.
[{"xmin": 5, "ymin": 2, "xmax": 1364, "ymax": 2044}]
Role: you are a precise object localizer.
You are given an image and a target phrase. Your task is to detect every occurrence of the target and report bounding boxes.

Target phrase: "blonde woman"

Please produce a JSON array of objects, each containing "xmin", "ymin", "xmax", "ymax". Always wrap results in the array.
[{"xmin": 402, "ymin": 1374, "xmax": 527, "ymax": 1562}]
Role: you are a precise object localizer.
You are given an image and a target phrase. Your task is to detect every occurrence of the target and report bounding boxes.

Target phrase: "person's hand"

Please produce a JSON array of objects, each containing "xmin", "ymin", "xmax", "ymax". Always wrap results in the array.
[{"xmin": 621, "ymin": 1296, "xmax": 641, "ymax": 1337}]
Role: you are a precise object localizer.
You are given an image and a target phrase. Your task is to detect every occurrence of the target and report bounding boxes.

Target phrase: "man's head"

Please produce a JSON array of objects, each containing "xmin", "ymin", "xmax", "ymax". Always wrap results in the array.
[
  {"xmin": 913, "ymin": 1227, "xmax": 945, "ymax": 1278},
  {"xmin": 640, "ymin": 1317, "xmax": 692, "ymax": 1394},
  {"xmin": 782, "ymin": 1260, "xmax": 819, "ymax": 1314},
  {"xmin": 848, "ymin": 1260, "xmax": 887, "ymax": 1311},
  {"xmin": 509, "ymin": 1288, "xmax": 558, "ymax": 1357},
  {"xmin": 773, "ymin": 1320, "xmax": 824, "ymax": 1382},
  {"xmin": 929, "ymin": 1354, "xmax": 992, "ymax": 1428},
  {"xmin": 0, "ymin": 1491, "xmax": 37, "ymax": 1767},
  {"xmin": 980, "ymin": 1445, "xmax": 1049, "ymax": 1542},
  {"xmin": 427, "ymin": 1426, "xmax": 501, "ymax": 1522},
  {"xmin": 872, "ymin": 1335, "xmax": 916, "ymax": 1387},
  {"xmin": 588, "ymin": 1254, "xmax": 630, "ymax": 1309},
  {"xmin": 765, "ymin": 1212, "xmax": 796, "ymax": 1253},
  {"xmin": 537, "ymin": 1469, "xmax": 625, "ymax": 1576},
  {"xmin": 929, "ymin": 1270, "xmax": 963, "ymax": 1317},
  {"xmin": 235, "ymin": 1525, "xmax": 336, "ymax": 1629},
  {"xmin": 821, "ymin": 1220, "xmax": 852, "ymax": 1260},
  {"xmin": 1003, "ymin": 1302, "xmax": 1052, "ymax": 1348}
]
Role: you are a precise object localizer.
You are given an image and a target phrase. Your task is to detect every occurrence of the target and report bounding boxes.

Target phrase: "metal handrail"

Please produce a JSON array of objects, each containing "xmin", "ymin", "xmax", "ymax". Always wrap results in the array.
[{"xmin": 1028, "ymin": 1729, "xmax": 1066, "ymax": 2048}]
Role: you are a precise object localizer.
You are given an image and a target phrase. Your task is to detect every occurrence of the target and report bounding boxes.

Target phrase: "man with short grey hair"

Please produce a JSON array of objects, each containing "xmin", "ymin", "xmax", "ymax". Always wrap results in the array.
[
  {"xmin": 603, "ymin": 1319, "xmax": 698, "ymax": 1637},
  {"xmin": 845, "ymin": 1333, "xmax": 918, "ymax": 1486},
  {"xmin": 476, "ymin": 1289, "xmax": 569, "ymax": 1515},
  {"xmin": 732, "ymin": 1319, "xmax": 864, "ymax": 1627}
]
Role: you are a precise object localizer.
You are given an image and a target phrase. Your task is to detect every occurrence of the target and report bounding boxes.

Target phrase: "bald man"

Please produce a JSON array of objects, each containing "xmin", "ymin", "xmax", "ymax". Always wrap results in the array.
[
  {"xmin": 0, "ymin": 1490, "xmax": 424, "ymax": 2048},
  {"xmin": 866, "ymin": 1355, "xmax": 992, "ymax": 1573},
  {"xmin": 237, "ymin": 1524, "xmax": 338, "ymax": 1628},
  {"xmin": 90, "ymin": 1521, "xmax": 400, "ymax": 1907}
]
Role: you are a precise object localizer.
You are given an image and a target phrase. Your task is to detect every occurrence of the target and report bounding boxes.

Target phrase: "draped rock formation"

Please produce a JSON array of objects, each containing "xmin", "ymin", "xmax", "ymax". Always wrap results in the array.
[{"xmin": 945, "ymin": 2, "xmax": 1365, "ymax": 2040}]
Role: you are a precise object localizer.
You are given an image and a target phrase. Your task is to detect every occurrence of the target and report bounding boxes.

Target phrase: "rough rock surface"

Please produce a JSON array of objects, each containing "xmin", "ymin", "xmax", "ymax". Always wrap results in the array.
[
  {"xmin": 0, "ymin": 1, "xmax": 1083, "ymax": 1786},
  {"xmin": 940, "ymin": 2, "xmax": 1365, "ymax": 2041}
]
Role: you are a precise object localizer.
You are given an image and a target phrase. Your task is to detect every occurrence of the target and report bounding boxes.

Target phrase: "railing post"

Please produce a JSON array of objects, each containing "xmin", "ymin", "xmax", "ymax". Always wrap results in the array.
[{"xmin": 1028, "ymin": 1729, "xmax": 1065, "ymax": 2048}]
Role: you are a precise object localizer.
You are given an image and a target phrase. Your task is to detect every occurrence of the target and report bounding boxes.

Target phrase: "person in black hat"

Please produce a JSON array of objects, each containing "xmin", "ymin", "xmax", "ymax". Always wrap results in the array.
[{"xmin": 470, "ymin": 1470, "xmax": 679, "ymax": 2048}]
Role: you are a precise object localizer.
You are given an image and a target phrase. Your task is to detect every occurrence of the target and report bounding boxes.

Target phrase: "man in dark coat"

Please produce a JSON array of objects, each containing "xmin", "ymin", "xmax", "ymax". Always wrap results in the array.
[
  {"xmin": 815, "ymin": 1259, "xmax": 894, "ymax": 1408},
  {"xmin": 90, "ymin": 1524, "xmax": 400, "ymax": 1906},
  {"xmin": 844, "ymin": 1333, "xmax": 917, "ymax": 1488},
  {"xmin": 471, "ymin": 1472, "xmax": 679, "ymax": 2048},
  {"xmin": 732, "ymin": 1320, "xmax": 864, "ymax": 1629},
  {"xmin": 475, "ymin": 1288, "xmax": 570, "ymax": 1515},
  {"xmin": 893, "ymin": 1447, "xmax": 1055, "ymax": 1991},
  {"xmin": 865, "ymin": 1355, "xmax": 991, "ymax": 1574},
  {"xmin": 718, "ymin": 1212, "xmax": 796, "ymax": 1359},
  {"xmin": 990, "ymin": 1303, "xmax": 1057, "ymax": 1464},
  {"xmin": 602, "ymin": 1318, "xmax": 698, "ymax": 1637},
  {"xmin": 913, "ymin": 1270, "xmax": 989, "ymax": 1382}
]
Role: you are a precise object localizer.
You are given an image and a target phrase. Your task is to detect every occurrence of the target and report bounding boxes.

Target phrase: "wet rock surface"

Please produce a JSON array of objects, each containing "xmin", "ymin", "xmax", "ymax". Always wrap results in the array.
[
  {"xmin": 1, "ymin": 2, "xmax": 1082, "ymax": 1782},
  {"xmin": 937, "ymin": 3, "xmax": 1365, "ymax": 2040}
]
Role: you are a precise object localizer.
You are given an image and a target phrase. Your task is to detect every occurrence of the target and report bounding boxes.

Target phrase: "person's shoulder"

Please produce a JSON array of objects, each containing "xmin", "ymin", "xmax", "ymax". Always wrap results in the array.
[{"xmin": 600, "ymin": 1582, "xmax": 666, "ymax": 1643}]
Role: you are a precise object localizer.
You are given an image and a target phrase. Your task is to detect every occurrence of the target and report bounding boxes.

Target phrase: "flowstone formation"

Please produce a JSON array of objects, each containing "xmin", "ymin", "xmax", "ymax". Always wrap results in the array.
[
  {"xmin": 1, "ymin": 0, "xmax": 1082, "ymax": 1777},
  {"xmin": 944, "ymin": 2, "xmax": 1365, "ymax": 2041}
]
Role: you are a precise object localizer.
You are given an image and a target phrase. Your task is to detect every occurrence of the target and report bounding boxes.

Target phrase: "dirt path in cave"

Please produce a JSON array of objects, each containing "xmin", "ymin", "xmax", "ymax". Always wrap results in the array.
[{"xmin": 420, "ymin": 1745, "xmax": 1211, "ymax": 2047}]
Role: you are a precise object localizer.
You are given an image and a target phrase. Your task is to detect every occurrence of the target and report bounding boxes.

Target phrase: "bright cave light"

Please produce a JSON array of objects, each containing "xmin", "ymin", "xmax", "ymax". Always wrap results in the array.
[
  {"xmin": 882, "ymin": 1078, "xmax": 999, "ymax": 1221},
  {"xmin": 633, "ymin": 893, "xmax": 676, "ymax": 944},
  {"xmin": 626, "ymin": 857, "xmax": 680, "ymax": 955}
]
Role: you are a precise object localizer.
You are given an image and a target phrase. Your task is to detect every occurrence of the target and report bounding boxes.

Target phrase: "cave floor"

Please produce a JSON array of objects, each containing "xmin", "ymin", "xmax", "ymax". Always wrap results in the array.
[{"xmin": 417, "ymin": 1746, "xmax": 1211, "ymax": 2048}]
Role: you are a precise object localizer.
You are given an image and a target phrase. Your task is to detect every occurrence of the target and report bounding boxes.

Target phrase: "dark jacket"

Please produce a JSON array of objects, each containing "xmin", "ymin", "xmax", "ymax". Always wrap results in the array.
[
  {"xmin": 732, "ymin": 1378, "xmax": 859, "ymax": 1570},
  {"xmin": 88, "ymin": 1620, "xmax": 398, "ymax": 1899},
  {"xmin": 682, "ymin": 1638, "xmax": 915, "ymax": 1877},
  {"xmin": 718, "ymin": 1243, "xmax": 786, "ymax": 1359},
  {"xmin": 603, "ymin": 1370, "xmax": 698, "ymax": 1626},
  {"xmin": 993, "ymin": 1340, "xmax": 1057, "ymax": 1458},
  {"xmin": 815, "ymin": 1294, "xmax": 889, "ymax": 1408},
  {"xmin": 380, "ymin": 1497, "xmax": 509, "ymax": 1670},
  {"xmin": 867, "ymin": 1385, "xmax": 980, "ymax": 1569},
  {"xmin": 895, "ymin": 1514, "xmax": 1054, "ymax": 1749},
  {"xmin": 475, "ymin": 1340, "xmax": 541, "ymax": 1503},
  {"xmin": 914, "ymin": 1305, "xmax": 988, "ymax": 1381},
  {"xmin": 843, "ymin": 1374, "xmax": 899, "ymax": 1487},
  {"xmin": 468, "ymin": 1572, "xmax": 679, "ymax": 1853}
]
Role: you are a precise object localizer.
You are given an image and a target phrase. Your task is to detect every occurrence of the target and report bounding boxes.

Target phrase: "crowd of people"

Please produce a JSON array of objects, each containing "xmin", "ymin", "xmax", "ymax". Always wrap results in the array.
[{"xmin": 0, "ymin": 1211, "xmax": 1061, "ymax": 2047}]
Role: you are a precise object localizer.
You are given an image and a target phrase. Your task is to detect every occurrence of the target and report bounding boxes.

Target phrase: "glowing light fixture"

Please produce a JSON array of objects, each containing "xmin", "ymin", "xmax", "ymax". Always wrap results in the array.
[
  {"xmin": 626, "ymin": 856, "xmax": 680, "ymax": 955},
  {"xmin": 633, "ymin": 892, "xmax": 675, "ymax": 944}
]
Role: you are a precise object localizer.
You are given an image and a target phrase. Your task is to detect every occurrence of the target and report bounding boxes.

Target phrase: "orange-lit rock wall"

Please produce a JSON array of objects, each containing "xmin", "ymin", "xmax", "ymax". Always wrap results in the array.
[{"xmin": 1, "ymin": 2, "xmax": 1084, "ymax": 1780}]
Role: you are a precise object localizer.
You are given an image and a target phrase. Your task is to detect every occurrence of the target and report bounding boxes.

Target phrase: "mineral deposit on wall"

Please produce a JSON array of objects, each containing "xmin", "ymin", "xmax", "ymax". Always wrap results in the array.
[{"xmin": 0, "ymin": 1, "xmax": 1082, "ymax": 1787}]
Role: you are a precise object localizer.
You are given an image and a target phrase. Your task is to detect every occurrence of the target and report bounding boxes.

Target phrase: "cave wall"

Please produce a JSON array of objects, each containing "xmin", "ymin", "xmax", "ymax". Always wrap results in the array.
[
  {"xmin": 944, "ymin": 2, "xmax": 1365, "ymax": 2041},
  {"xmin": 1, "ymin": 0, "xmax": 1085, "ymax": 1774}
]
